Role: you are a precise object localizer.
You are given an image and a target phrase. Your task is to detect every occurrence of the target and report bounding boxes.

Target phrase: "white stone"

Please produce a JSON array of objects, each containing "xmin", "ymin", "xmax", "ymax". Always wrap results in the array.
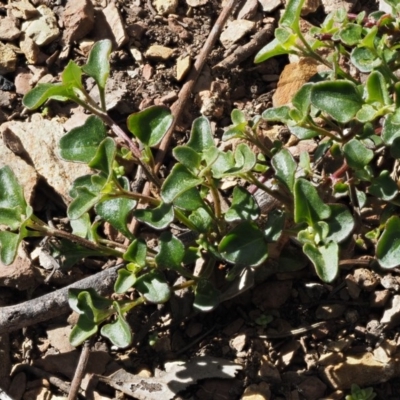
[
  {"xmin": 155, "ymin": 0, "xmax": 178, "ymax": 15},
  {"xmin": 220, "ymin": 20, "xmax": 255, "ymax": 49},
  {"xmin": 21, "ymin": 5, "xmax": 60, "ymax": 46}
]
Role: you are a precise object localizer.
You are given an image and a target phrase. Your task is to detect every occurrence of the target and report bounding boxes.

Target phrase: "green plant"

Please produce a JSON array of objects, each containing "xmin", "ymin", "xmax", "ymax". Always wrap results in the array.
[
  {"xmin": 345, "ymin": 384, "xmax": 377, "ymax": 400},
  {"xmin": 1, "ymin": 0, "xmax": 400, "ymax": 348}
]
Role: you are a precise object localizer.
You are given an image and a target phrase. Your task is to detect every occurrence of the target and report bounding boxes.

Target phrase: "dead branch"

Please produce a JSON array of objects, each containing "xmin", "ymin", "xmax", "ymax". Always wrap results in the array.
[{"xmin": 0, "ymin": 264, "xmax": 122, "ymax": 335}]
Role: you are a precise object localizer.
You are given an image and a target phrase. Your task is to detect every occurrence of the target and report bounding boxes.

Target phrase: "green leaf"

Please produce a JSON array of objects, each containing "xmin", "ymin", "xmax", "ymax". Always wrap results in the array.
[
  {"xmin": 356, "ymin": 104, "xmax": 379, "ymax": 123},
  {"xmin": 275, "ymin": 27, "xmax": 297, "ymax": 49},
  {"xmin": 213, "ymin": 144, "xmax": 256, "ymax": 178},
  {"xmin": 114, "ymin": 268, "xmax": 137, "ymax": 294},
  {"xmin": 0, "ymin": 166, "xmax": 27, "ymax": 211},
  {"xmin": 187, "ymin": 116, "xmax": 215, "ymax": 152},
  {"xmin": 294, "ymin": 178, "xmax": 331, "ymax": 226},
  {"xmin": 0, "ymin": 231, "xmax": 20, "ymax": 265},
  {"xmin": 264, "ymin": 210, "xmax": 285, "ymax": 242},
  {"xmin": 271, "ymin": 148, "xmax": 296, "ymax": 192},
  {"xmin": 155, "ymin": 232, "xmax": 185, "ymax": 270},
  {"xmin": 343, "ymin": 139, "xmax": 374, "ymax": 170},
  {"xmin": 339, "ymin": 23, "xmax": 362, "ymax": 45},
  {"xmin": 173, "ymin": 146, "xmax": 201, "ymax": 172},
  {"xmin": 310, "ymin": 81, "xmax": 363, "ymax": 123},
  {"xmin": 189, "ymin": 207, "xmax": 213, "ymax": 233},
  {"xmin": 350, "ymin": 47, "xmax": 381, "ymax": 73},
  {"xmin": 68, "ymin": 186, "xmax": 103, "ymax": 220},
  {"xmin": 254, "ymin": 38, "xmax": 289, "ymax": 64},
  {"xmin": 69, "ymin": 315, "xmax": 98, "ymax": 347},
  {"xmin": 70, "ymin": 213, "xmax": 92, "ymax": 238},
  {"xmin": 325, "ymin": 204, "xmax": 355, "ymax": 243},
  {"xmin": 100, "ymin": 301, "xmax": 132, "ymax": 348},
  {"xmin": 224, "ymin": 186, "xmax": 259, "ymax": 222},
  {"xmin": 193, "ymin": 280, "xmax": 220, "ymax": 312},
  {"xmin": 81, "ymin": 39, "xmax": 112, "ymax": 90},
  {"xmin": 88, "ymin": 137, "xmax": 116, "ymax": 174},
  {"xmin": 279, "ymin": 0, "xmax": 305, "ymax": 29},
  {"xmin": 127, "ymin": 105, "xmax": 173, "ymax": 147},
  {"xmin": 95, "ymin": 196, "xmax": 136, "ymax": 240},
  {"xmin": 219, "ymin": 221, "xmax": 268, "ymax": 266},
  {"xmin": 75, "ymin": 290, "xmax": 113, "ymax": 323},
  {"xmin": 303, "ymin": 242, "xmax": 339, "ymax": 282},
  {"xmin": 61, "ymin": 60, "xmax": 84, "ymax": 90},
  {"xmin": 59, "ymin": 116, "xmax": 107, "ymax": 163},
  {"xmin": 231, "ymin": 109, "xmax": 246, "ymax": 125},
  {"xmin": 364, "ymin": 71, "xmax": 391, "ymax": 106},
  {"xmin": 22, "ymin": 83, "xmax": 71, "ymax": 109},
  {"xmin": 173, "ymin": 187, "xmax": 205, "ymax": 211},
  {"xmin": 134, "ymin": 202, "xmax": 174, "ymax": 230},
  {"xmin": 369, "ymin": 170, "xmax": 398, "ymax": 201},
  {"xmin": 377, "ymin": 216, "xmax": 400, "ymax": 269},
  {"xmin": 0, "ymin": 208, "xmax": 24, "ymax": 231},
  {"xmin": 68, "ymin": 288, "xmax": 112, "ymax": 314},
  {"xmin": 382, "ymin": 111, "xmax": 400, "ymax": 145},
  {"xmin": 292, "ymin": 83, "xmax": 313, "ymax": 119},
  {"xmin": 262, "ymin": 105, "xmax": 291, "ymax": 122},
  {"xmin": 123, "ymin": 238, "xmax": 147, "ymax": 266},
  {"xmin": 161, "ymin": 164, "xmax": 203, "ymax": 204},
  {"xmin": 133, "ymin": 270, "xmax": 171, "ymax": 303}
]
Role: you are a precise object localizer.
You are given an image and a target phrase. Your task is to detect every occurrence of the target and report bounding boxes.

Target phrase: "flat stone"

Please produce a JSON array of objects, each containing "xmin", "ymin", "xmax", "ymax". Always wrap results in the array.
[
  {"xmin": 353, "ymin": 268, "xmax": 379, "ymax": 291},
  {"xmin": 20, "ymin": 35, "xmax": 41, "ymax": 64},
  {"xmin": 0, "ymin": 43, "xmax": 17, "ymax": 74},
  {"xmin": 242, "ymin": 382, "xmax": 271, "ymax": 400},
  {"xmin": 0, "ymin": 17, "xmax": 21, "ymax": 41},
  {"xmin": 155, "ymin": 0, "xmax": 178, "ymax": 15},
  {"xmin": 258, "ymin": 0, "xmax": 282, "ymax": 12},
  {"xmin": 370, "ymin": 289, "xmax": 390, "ymax": 308},
  {"xmin": 130, "ymin": 46, "xmax": 144, "ymax": 64},
  {"xmin": 103, "ymin": 2, "xmax": 128, "ymax": 48},
  {"xmin": 61, "ymin": 0, "xmax": 95, "ymax": 44},
  {"xmin": 258, "ymin": 356, "xmax": 281, "ymax": 382},
  {"xmin": 21, "ymin": 5, "xmax": 60, "ymax": 46},
  {"xmin": 14, "ymin": 68, "xmax": 33, "ymax": 95},
  {"xmin": 9, "ymin": 0, "xmax": 39, "ymax": 20},
  {"xmin": 252, "ymin": 280, "xmax": 292, "ymax": 309},
  {"xmin": 220, "ymin": 19, "xmax": 256, "ymax": 49},
  {"xmin": 0, "ymin": 115, "xmax": 91, "ymax": 204},
  {"xmin": 142, "ymin": 63, "xmax": 154, "ymax": 80},
  {"xmin": 381, "ymin": 294, "xmax": 400, "ymax": 327},
  {"xmin": 273, "ymin": 58, "xmax": 318, "ymax": 107},
  {"xmin": 176, "ymin": 55, "xmax": 191, "ymax": 81},
  {"xmin": 146, "ymin": 44, "xmax": 175, "ymax": 60},
  {"xmin": 301, "ymin": 0, "xmax": 322, "ymax": 15},
  {"xmin": 238, "ymin": 0, "xmax": 258, "ymax": 19},
  {"xmin": 186, "ymin": 0, "xmax": 209, "ymax": 6},
  {"xmin": 321, "ymin": 0, "xmax": 357, "ymax": 13}
]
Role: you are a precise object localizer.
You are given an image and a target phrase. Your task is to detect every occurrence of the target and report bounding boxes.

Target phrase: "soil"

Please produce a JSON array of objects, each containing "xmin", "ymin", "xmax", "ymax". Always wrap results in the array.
[{"xmin": 1, "ymin": 0, "xmax": 400, "ymax": 399}]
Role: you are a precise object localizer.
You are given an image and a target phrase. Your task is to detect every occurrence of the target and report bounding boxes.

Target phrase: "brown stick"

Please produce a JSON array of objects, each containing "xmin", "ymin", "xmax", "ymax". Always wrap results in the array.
[
  {"xmin": 68, "ymin": 340, "xmax": 91, "ymax": 400},
  {"xmin": 213, "ymin": 18, "xmax": 275, "ymax": 70},
  {"xmin": 128, "ymin": 0, "xmax": 240, "ymax": 235},
  {"xmin": 0, "ymin": 264, "xmax": 122, "ymax": 335}
]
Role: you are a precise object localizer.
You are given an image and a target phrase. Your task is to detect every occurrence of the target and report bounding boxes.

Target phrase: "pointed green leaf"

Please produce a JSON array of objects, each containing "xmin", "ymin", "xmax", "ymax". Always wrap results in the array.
[
  {"xmin": 254, "ymin": 38, "xmax": 289, "ymax": 63},
  {"xmin": 133, "ymin": 270, "xmax": 171, "ymax": 303},
  {"xmin": 292, "ymin": 83, "xmax": 313, "ymax": 118},
  {"xmin": 369, "ymin": 170, "xmax": 398, "ymax": 201},
  {"xmin": 0, "ymin": 231, "xmax": 20, "ymax": 265},
  {"xmin": 350, "ymin": 47, "xmax": 381, "ymax": 73},
  {"xmin": 280, "ymin": 0, "xmax": 305, "ymax": 29},
  {"xmin": 219, "ymin": 221, "xmax": 268, "ymax": 266},
  {"xmin": 365, "ymin": 71, "xmax": 391, "ymax": 106},
  {"xmin": 22, "ymin": 83, "xmax": 71, "ymax": 109},
  {"xmin": 310, "ymin": 81, "xmax": 363, "ymax": 123},
  {"xmin": 114, "ymin": 269, "xmax": 137, "ymax": 294},
  {"xmin": 303, "ymin": 242, "xmax": 339, "ymax": 282},
  {"xmin": 123, "ymin": 238, "xmax": 147, "ymax": 266},
  {"xmin": 193, "ymin": 280, "xmax": 220, "ymax": 312},
  {"xmin": 224, "ymin": 186, "xmax": 259, "ymax": 222},
  {"xmin": 173, "ymin": 146, "xmax": 201, "ymax": 172},
  {"xmin": 69, "ymin": 315, "xmax": 98, "ymax": 347},
  {"xmin": 59, "ymin": 116, "xmax": 107, "ymax": 163},
  {"xmin": 377, "ymin": 216, "xmax": 400, "ymax": 269},
  {"xmin": 88, "ymin": 137, "xmax": 116, "ymax": 174},
  {"xmin": 187, "ymin": 116, "xmax": 215, "ymax": 152},
  {"xmin": 100, "ymin": 301, "xmax": 132, "ymax": 348},
  {"xmin": 294, "ymin": 178, "xmax": 331, "ymax": 226},
  {"xmin": 325, "ymin": 204, "xmax": 355, "ymax": 243},
  {"xmin": 161, "ymin": 164, "xmax": 203, "ymax": 203},
  {"xmin": 272, "ymin": 148, "xmax": 297, "ymax": 192},
  {"xmin": 127, "ymin": 105, "xmax": 173, "ymax": 147},
  {"xmin": 0, "ymin": 166, "xmax": 27, "ymax": 211},
  {"xmin": 134, "ymin": 202, "xmax": 174, "ymax": 230},
  {"xmin": 61, "ymin": 60, "xmax": 84, "ymax": 90},
  {"xmin": 155, "ymin": 232, "xmax": 185, "ymax": 270},
  {"xmin": 343, "ymin": 139, "xmax": 374, "ymax": 170},
  {"xmin": 173, "ymin": 187, "xmax": 205, "ymax": 211},
  {"xmin": 81, "ymin": 39, "xmax": 112, "ymax": 90}
]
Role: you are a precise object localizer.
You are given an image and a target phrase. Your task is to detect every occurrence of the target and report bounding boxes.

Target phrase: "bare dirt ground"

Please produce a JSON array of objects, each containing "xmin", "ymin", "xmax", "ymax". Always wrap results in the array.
[{"xmin": 1, "ymin": 0, "xmax": 400, "ymax": 399}]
